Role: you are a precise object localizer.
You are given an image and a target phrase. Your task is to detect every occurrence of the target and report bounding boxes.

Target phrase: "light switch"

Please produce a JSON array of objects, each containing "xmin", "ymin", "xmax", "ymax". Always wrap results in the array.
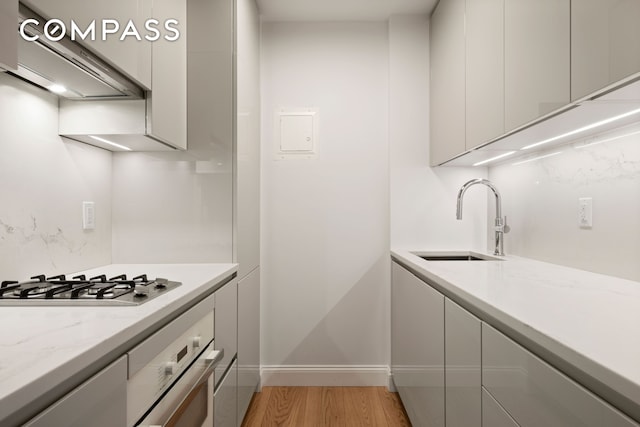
[
  {"xmin": 578, "ymin": 197, "xmax": 592, "ymax": 228},
  {"xmin": 279, "ymin": 114, "xmax": 314, "ymax": 152}
]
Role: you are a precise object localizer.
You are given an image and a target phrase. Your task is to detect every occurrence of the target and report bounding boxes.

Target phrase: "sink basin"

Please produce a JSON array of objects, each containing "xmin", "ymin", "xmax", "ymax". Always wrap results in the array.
[{"xmin": 411, "ymin": 251, "xmax": 503, "ymax": 261}]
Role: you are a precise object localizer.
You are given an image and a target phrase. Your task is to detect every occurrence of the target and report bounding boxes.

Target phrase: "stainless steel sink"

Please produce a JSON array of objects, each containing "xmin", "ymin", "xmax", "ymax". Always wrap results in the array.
[{"xmin": 411, "ymin": 251, "xmax": 503, "ymax": 261}]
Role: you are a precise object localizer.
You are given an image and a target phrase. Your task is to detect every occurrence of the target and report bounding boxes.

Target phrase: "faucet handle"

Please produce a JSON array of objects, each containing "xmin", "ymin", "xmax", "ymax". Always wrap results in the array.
[{"xmin": 503, "ymin": 216, "xmax": 510, "ymax": 233}]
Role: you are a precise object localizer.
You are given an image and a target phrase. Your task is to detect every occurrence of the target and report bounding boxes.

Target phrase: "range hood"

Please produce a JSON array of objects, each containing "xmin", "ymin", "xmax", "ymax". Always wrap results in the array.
[{"xmin": 9, "ymin": 3, "xmax": 144, "ymax": 100}]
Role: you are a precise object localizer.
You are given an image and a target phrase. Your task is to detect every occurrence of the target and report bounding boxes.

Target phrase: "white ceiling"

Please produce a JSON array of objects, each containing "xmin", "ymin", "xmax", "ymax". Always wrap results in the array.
[{"xmin": 256, "ymin": 0, "xmax": 439, "ymax": 22}]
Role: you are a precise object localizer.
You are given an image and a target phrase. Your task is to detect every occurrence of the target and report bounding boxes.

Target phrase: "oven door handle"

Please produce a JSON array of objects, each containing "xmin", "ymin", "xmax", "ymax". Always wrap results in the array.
[{"xmin": 142, "ymin": 347, "xmax": 224, "ymax": 427}]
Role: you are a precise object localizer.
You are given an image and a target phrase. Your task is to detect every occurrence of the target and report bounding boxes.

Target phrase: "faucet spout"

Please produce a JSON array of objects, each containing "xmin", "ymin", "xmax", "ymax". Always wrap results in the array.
[{"xmin": 455, "ymin": 178, "xmax": 506, "ymax": 256}]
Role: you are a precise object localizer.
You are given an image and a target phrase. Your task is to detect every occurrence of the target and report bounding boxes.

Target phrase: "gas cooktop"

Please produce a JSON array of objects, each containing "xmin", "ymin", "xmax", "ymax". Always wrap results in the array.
[{"xmin": 0, "ymin": 273, "xmax": 181, "ymax": 306}]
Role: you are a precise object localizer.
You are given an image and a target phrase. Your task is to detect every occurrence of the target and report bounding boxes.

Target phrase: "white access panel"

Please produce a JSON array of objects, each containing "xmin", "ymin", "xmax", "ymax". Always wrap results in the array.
[{"xmin": 274, "ymin": 109, "xmax": 318, "ymax": 159}]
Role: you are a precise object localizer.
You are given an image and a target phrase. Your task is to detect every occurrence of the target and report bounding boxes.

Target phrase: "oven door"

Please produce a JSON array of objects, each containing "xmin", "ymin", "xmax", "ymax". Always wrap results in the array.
[{"xmin": 136, "ymin": 341, "xmax": 223, "ymax": 427}]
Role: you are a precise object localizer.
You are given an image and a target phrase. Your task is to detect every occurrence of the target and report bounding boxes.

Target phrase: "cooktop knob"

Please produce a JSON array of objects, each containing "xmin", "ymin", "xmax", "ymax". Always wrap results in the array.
[
  {"xmin": 134, "ymin": 284, "xmax": 149, "ymax": 297},
  {"xmin": 192, "ymin": 336, "xmax": 201, "ymax": 348}
]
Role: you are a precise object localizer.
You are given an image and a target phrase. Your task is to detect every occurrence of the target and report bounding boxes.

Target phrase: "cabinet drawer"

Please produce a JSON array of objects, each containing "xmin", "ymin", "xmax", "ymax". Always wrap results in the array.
[
  {"xmin": 24, "ymin": 356, "xmax": 127, "ymax": 427},
  {"xmin": 482, "ymin": 324, "xmax": 638, "ymax": 427}
]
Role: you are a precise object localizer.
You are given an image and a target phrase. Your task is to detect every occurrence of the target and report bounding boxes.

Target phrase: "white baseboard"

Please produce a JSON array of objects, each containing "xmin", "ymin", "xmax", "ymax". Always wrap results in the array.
[{"xmin": 260, "ymin": 365, "xmax": 390, "ymax": 387}]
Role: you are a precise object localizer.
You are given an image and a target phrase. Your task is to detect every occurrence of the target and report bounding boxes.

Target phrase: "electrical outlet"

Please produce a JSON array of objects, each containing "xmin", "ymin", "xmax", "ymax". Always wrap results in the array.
[
  {"xmin": 83, "ymin": 201, "xmax": 95, "ymax": 230},
  {"xmin": 578, "ymin": 198, "xmax": 592, "ymax": 228}
]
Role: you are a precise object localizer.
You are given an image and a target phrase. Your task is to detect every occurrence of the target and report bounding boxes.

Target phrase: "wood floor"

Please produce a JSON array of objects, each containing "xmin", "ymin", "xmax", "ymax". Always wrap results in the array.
[{"xmin": 241, "ymin": 386, "xmax": 412, "ymax": 427}]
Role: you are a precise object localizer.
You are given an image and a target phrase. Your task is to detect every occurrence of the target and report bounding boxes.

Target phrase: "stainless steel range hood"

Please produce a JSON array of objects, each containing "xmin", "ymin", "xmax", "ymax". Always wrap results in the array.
[{"xmin": 9, "ymin": 3, "xmax": 144, "ymax": 100}]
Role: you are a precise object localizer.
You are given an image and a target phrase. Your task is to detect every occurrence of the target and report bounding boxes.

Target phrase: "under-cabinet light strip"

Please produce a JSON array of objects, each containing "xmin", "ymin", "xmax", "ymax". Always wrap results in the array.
[
  {"xmin": 575, "ymin": 129, "xmax": 640, "ymax": 149},
  {"xmin": 473, "ymin": 151, "xmax": 516, "ymax": 166},
  {"xmin": 521, "ymin": 107, "xmax": 640, "ymax": 150},
  {"xmin": 512, "ymin": 151, "xmax": 562, "ymax": 166},
  {"xmin": 89, "ymin": 135, "xmax": 132, "ymax": 151},
  {"xmin": 48, "ymin": 84, "xmax": 67, "ymax": 94}
]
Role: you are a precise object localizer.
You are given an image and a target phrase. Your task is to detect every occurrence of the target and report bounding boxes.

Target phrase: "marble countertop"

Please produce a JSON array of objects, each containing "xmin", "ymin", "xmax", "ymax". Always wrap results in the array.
[
  {"xmin": 391, "ymin": 249, "xmax": 640, "ymax": 421},
  {"xmin": 0, "ymin": 263, "xmax": 237, "ymax": 426}
]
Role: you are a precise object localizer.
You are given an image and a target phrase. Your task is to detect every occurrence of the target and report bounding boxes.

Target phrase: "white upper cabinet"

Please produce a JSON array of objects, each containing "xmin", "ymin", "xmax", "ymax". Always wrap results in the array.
[
  {"xmin": 53, "ymin": 0, "xmax": 187, "ymax": 150},
  {"xmin": 0, "ymin": 1, "xmax": 18, "ymax": 70},
  {"xmin": 572, "ymin": 0, "xmax": 640, "ymax": 101},
  {"xmin": 465, "ymin": 0, "xmax": 504, "ymax": 150},
  {"xmin": 430, "ymin": 0, "xmax": 465, "ymax": 166},
  {"xmin": 146, "ymin": 0, "xmax": 186, "ymax": 149},
  {"xmin": 504, "ymin": 0, "xmax": 570, "ymax": 132},
  {"xmin": 431, "ymin": 0, "xmax": 570, "ymax": 164},
  {"xmin": 21, "ymin": 0, "xmax": 152, "ymax": 88}
]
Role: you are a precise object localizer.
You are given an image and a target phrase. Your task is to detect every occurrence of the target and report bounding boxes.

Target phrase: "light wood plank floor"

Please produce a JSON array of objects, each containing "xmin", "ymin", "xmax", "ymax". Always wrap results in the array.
[{"xmin": 241, "ymin": 386, "xmax": 412, "ymax": 427}]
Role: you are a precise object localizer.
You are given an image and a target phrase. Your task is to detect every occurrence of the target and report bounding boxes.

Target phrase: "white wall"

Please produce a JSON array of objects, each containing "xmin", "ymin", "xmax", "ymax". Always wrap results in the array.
[
  {"xmin": 0, "ymin": 74, "xmax": 112, "ymax": 278},
  {"xmin": 260, "ymin": 22, "xmax": 390, "ymax": 383},
  {"xmin": 260, "ymin": 16, "xmax": 491, "ymax": 386},
  {"xmin": 489, "ymin": 121, "xmax": 640, "ymax": 281},
  {"xmin": 389, "ymin": 16, "xmax": 487, "ymax": 252}
]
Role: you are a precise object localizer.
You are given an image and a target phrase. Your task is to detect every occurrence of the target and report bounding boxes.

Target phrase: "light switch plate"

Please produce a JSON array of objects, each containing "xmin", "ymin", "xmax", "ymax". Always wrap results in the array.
[{"xmin": 83, "ymin": 201, "xmax": 95, "ymax": 230}]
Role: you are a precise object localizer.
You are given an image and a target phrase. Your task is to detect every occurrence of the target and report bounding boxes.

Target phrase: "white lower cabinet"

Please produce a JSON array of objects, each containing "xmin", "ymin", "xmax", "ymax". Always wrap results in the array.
[
  {"xmin": 482, "ymin": 324, "xmax": 638, "ymax": 427},
  {"xmin": 237, "ymin": 270, "xmax": 260, "ymax": 426},
  {"xmin": 215, "ymin": 279, "xmax": 238, "ymax": 387},
  {"xmin": 445, "ymin": 299, "xmax": 481, "ymax": 427},
  {"xmin": 391, "ymin": 260, "xmax": 640, "ymax": 427},
  {"xmin": 214, "ymin": 279, "xmax": 238, "ymax": 427},
  {"xmin": 391, "ymin": 262, "xmax": 445, "ymax": 427},
  {"xmin": 24, "ymin": 356, "xmax": 127, "ymax": 427},
  {"xmin": 483, "ymin": 388, "xmax": 520, "ymax": 427},
  {"xmin": 215, "ymin": 358, "xmax": 238, "ymax": 427}
]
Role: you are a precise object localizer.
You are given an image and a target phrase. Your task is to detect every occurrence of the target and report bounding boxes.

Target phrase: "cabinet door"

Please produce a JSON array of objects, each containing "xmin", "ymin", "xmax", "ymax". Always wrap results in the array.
[
  {"xmin": 430, "ymin": 0, "xmax": 465, "ymax": 166},
  {"xmin": 391, "ymin": 262, "xmax": 445, "ymax": 427},
  {"xmin": 571, "ymin": 0, "xmax": 640, "ymax": 101},
  {"xmin": 215, "ymin": 278, "xmax": 238, "ymax": 389},
  {"xmin": 483, "ymin": 388, "xmax": 521, "ymax": 427},
  {"xmin": 215, "ymin": 358, "xmax": 238, "ymax": 427},
  {"xmin": 24, "ymin": 356, "xmax": 127, "ymax": 427},
  {"xmin": 482, "ymin": 323, "xmax": 639, "ymax": 427},
  {"xmin": 21, "ymin": 0, "xmax": 152, "ymax": 88},
  {"xmin": 465, "ymin": 0, "xmax": 504, "ymax": 150},
  {"xmin": 237, "ymin": 269, "xmax": 260, "ymax": 425},
  {"xmin": 504, "ymin": 0, "xmax": 569, "ymax": 131},
  {"xmin": 147, "ymin": 0, "xmax": 187, "ymax": 149},
  {"xmin": 0, "ymin": 0, "xmax": 17, "ymax": 70},
  {"xmin": 445, "ymin": 299, "xmax": 481, "ymax": 427}
]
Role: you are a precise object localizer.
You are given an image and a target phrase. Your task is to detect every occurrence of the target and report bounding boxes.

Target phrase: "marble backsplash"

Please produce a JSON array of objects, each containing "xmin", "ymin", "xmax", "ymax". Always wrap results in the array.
[
  {"xmin": 489, "ymin": 121, "xmax": 640, "ymax": 282},
  {"xmin": 0, "ymin": 73, "xmax": 112, "ymax": 279}
]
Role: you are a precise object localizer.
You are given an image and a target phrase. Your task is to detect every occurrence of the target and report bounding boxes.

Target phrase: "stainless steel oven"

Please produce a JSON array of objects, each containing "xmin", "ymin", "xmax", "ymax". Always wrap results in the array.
[{"xmin": 127, "ymin": 293, "xmax": 222, "ymax": 427}]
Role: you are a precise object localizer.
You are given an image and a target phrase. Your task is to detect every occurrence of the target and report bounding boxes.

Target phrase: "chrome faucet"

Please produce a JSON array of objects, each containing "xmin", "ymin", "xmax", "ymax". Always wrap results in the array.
[{"xmin": 456, "ymin": 178, "xmax": 508, "ymax": 256}]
